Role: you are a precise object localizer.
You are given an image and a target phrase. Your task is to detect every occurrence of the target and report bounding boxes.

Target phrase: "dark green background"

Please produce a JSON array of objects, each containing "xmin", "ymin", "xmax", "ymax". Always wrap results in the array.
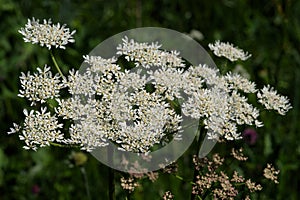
[{"xmin": 0, "ymin": 0, "xmax": 299, "ymax": 199}]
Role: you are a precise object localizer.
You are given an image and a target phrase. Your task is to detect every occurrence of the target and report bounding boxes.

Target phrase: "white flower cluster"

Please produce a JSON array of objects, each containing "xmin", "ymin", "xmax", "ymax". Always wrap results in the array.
[
  {"xmin": 181, "ymin": 69, "xmax": 262, "ymax": 140},
  {"xmin": 18, "ymin": 18, "xmax": 76, "ymax": 49},
  {"xmin": 18, "ymin": 65, "xmax": 63, "ymax": 106},
  {"xmin": 208, "ymin": 40, "xmax": 251, "ymax": 62},
  {"xmin": 117, "ymin": 36, "xmax": 185, "ymax": 68},
  {"xmin": 60, "ymin": 99, "xmax": 109, "ymax": 152},
  {"xmin": 52, "ymin": 50, "xmax": 183, "ymax": 152},
  {"xmin": 9, "ymin": 35, "xmax": 292, "ymax": 153},
  {"xmin": 19, "ymin": 107, "xmax": 64, "ymax": 151},
  {"xmin": 257, "ymin": 85, "xmax": 292, "ymax": 115}
]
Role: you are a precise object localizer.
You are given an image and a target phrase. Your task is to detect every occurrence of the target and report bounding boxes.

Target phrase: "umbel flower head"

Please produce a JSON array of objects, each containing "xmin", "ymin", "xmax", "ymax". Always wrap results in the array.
[
  {"xmin": 18, "ymin": 18, "xmax": 76, "ymax": 49},
  {"xmin": 18, "ymin": 65, "xmax": 63, "ymax": 106},
  {"xmin": 208, "ymin": 40, "xmax": 251, "ymax": 62},
  {"xmin": 19, "ymin": 107, "xmax": 64, "ymax": 151},
  {"xmin": 257, "ymin": 85, "xmax": 292, "ymax": 115}
]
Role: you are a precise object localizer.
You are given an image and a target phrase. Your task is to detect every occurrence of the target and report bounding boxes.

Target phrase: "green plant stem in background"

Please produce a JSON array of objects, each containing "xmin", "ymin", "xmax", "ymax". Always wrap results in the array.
[
  {"xmin": 50, "ymin": 50, "xmax": 65, "ymax": 78},
  {"xmin": 174, "ymin": 174, "xmax": 195, "ymax": 185},
  {"xmin": 108, "ymin": 145, "xmax": 115, "ymax": 200},
  {"xmin": 49, "ymin": 142, "xmax": 80, "ymax": 148},
  {"xmin": 200, "ymin": 187, "xmax": 211, "ymax": 200},
  {"xmin": 190, "ymin": 123, "xmax": 206, "ymax": 200},
  {"xmin": 220, "ymin": 60, "xmax": 229, "ymax": 75},
  {"xmin": 125, "ymin": 190, "xmax": 131, "ymax": 200},
  {"xmin": 80, "ymin": 166, "xmax": 91, "ymax": 200},
  {"xmin": 197, "ymin": 196, "xmax": 203, "ymax": 200},
  {"xmin": 108, "ymin": 167, "xmax": 115, "ymax": 200}
]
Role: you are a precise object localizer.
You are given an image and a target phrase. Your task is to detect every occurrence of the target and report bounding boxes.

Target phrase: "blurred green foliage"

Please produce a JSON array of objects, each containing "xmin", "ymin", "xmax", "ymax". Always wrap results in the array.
[{"xmin": 0, "ymin": 0, "xmax": 299, "ymax": 199}]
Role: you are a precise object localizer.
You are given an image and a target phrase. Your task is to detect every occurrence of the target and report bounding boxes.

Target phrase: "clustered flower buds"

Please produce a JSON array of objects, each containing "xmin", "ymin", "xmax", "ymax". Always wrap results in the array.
[
  {"xmin": 162, "ymin": 191, "xmax": 174, "ymax": 200},
  {"xmin": 192, "ymin": 152, "xmax": 263, "ymax": 199},
  {"xmin": 263, "ymin": 163, "xmax": 280, "ymax": 184},
  {"xmin": 231, "ymin": 147, "xmax": 248, "ymax": 161},
  {"xmin": 120, "ymin": 177, "xmax": 139, "ymax": 193}
]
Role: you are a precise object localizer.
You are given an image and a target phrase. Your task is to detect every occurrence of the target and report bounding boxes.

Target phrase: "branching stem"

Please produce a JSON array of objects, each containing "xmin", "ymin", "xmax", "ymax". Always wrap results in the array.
[{"xmin": 50, "ymin": 50, "xmax": 65, "ymax": 79}]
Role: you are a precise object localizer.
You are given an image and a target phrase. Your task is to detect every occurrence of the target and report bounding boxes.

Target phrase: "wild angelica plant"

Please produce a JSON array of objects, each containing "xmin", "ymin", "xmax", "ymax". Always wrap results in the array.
[{"xmin": 8, "ymin": 18, "xmax": 291, "ymax": 199}]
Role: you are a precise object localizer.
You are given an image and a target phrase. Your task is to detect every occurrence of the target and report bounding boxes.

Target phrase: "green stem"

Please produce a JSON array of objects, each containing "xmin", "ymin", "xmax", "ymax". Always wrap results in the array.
[
  {"xmin": 220, "ymin": 60, "xmax": 229, "ymax": 75},
  {"xmin": 50, "ymin": 50, "xmax": 65, "ymax": 78},
  {"xmin": 126, "ymin": 191, "xmax": 131, "ymax": 200},
  {"xmin": 174, "ymin": 174, "xmax": 195, "ymax": 185},
  {"xmin": 201, "ymin": 188, "xmax": 210, "ymax": 200},
  {"xmin": 81, "ymin": 166, "xmax": 91, "ymax": 200},
  {"xmin": 190, "ymin": 123, "xmax": 206, "ymax": 200},
  {"xmin": 108, "ymin": 167, "xmax": 115, "ymax": 200},
  {"xmin": 108, "ymin": 145, "xmax": 115, "ymax": 200},
  {"xmin": 49, "ymin": 142, "xmax": 80, "ymax": 148}
]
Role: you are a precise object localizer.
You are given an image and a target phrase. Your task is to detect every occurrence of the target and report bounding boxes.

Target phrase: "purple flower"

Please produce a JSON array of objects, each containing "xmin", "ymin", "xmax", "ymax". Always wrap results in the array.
[
  {"xmin": 242, "ymin": 128, "xmax": 258, "ymax": 145},
  {"xmin": 31, "ymin": 184, "xmax": 40, "ymax": 194}
]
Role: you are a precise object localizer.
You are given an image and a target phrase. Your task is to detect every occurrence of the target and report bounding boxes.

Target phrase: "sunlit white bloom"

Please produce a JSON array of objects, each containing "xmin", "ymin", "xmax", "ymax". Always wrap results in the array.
[
  {"xmin": 83, "ymin": 55, "xmax": 118, "ymax": 73},
  {"xmin": 83, "ymin": 55, "xmax": 117, "ymax": 66},
  {"xmin": 181, "ymin": 67, "xmax": 205, "ymax": 95},
  {"xmin": 65, "ymin": 113, "xmax": 109, "ymax": 152},
  {"xmin": 257, "ymin": 85, "xmax": 292, "ymax": 115},
  {"xmin": 208, "ymin": 40, "xmax": 251, "ymax": 61},
  {"xmin": 186, "ymin": 64, "xmax": 228, "ymax": 91},
  {"xmin": 205, "ymin": 117, "xmax": 241, "ymax": 140},
  {"xmin": 148, "ymin": 66, "xmax": 186, "ymax": 100},
  {"xmin": 55, "ymin": 96, "xmax": 91, "ymax": 120},
  {"xmin": 19, "ymin": 18, "xmax": 76, "ymax": 49},
  {"xmin": 56, "ymin": 64, "xmax": 183, "ymax": 152},
  {"xmin": 182, "ymin": 88, "xmax": 227, "ymax": 119},
  {"xmin": 116, "ymin": 36, "xmax": 185, "ymax": 68},
  {"xmin": 19, "ymin": 107, "xmax": 63, "ymax": 151},
  {"xmin": 183, "ymin": 83, "xmax": 262, "ymax": 139},
  {"xmin": 118, "ymin": 69, "xmax": 148, "ymax": 92},
  {"xmin": 110, "ymin": 88, "xmax": 182, "ymax": 153},
  {"xmin": 18, "ymin": 65, "xmax": 63, "ymax": 106},
  {"xmin": 229, "ymin": 91, "xmax": 261, "ymax": 126},
  {"xmin": 183, "ymin": 87, "xmax": 234, "ymax": 139},
  {"xmin": 83, "ymin": 55, "xmax": 124, "ymax": 98},
  {"xmin": 56, "ymin": 97, "xmax": 110, "ymax": 151},
  {"xmin": 63, "ymin": 69, "xmax": 98, "ymax": 97},
  {"xmin": 225, "ymin": 72, "xmax": 256, "ymax": 93}
]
